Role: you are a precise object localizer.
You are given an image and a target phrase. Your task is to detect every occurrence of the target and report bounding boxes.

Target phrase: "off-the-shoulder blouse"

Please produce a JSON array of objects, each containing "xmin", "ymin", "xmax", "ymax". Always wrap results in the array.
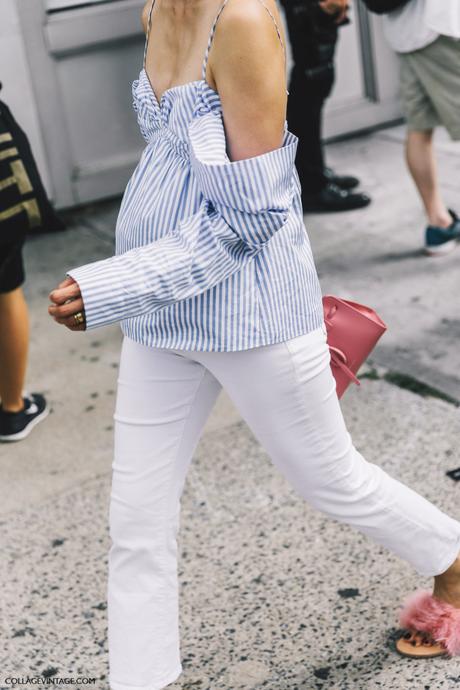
[{"xmin": 66, "ymin": 0, "xmax": 324, "ymax": 351}]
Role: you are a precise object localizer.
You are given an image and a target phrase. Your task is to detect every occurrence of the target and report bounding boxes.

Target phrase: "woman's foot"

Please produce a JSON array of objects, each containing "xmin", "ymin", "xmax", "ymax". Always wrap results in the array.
[
  {"xmin": 395, "ymin": 552, "xmax": 460, "ymax": 658},
  {"xmin": 396, "ymin": 629, "xmax": 447, "ymax": 658}
]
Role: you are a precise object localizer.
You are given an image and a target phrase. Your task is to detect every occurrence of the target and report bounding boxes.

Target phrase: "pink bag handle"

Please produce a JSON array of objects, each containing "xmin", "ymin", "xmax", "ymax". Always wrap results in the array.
[
  {"xmin": 324, "ymin": 303, "xmax": 337, "ymax": 330},
  {"xmin": 328, "ymin": 346, "xmax": 361, "ymax": 387}
]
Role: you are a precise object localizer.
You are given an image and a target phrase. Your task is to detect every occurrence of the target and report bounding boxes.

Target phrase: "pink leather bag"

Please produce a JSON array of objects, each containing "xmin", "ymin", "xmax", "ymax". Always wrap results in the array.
[{"xmin": 323, "ymin": 295, "xmax": 387, "ymax": 398}]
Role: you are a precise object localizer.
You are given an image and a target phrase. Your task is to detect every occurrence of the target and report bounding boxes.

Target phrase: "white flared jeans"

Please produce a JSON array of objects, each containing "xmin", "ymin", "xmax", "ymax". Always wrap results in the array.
[{"xmin": 108, "ymin": 325, "xmax": 460, "ymax": 690}]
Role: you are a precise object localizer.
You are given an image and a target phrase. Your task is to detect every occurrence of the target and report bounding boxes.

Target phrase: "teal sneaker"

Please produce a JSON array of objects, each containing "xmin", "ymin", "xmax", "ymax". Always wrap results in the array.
[{"xmin": 425, "ymin": 209, "xmax": 460, "ymax": 256}]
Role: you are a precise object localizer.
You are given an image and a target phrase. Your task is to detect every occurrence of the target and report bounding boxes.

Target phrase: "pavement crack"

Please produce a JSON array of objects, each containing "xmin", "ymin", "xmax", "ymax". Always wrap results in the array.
[{"xmin": 359, "ymin": 367, "xmax": 460, "ymax": 407}]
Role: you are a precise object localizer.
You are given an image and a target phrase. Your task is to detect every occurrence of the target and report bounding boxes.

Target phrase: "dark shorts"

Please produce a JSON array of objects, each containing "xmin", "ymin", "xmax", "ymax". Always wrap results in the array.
[{"xmin": 0, "ymin": 240, "xmax": 25, "ymax": 293}]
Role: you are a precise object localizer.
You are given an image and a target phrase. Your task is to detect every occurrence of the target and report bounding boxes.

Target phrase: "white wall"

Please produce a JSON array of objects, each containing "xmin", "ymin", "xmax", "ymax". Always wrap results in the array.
[{"xmin": 1, "ymin": 0, "xmax": 54, "ymax": 198}]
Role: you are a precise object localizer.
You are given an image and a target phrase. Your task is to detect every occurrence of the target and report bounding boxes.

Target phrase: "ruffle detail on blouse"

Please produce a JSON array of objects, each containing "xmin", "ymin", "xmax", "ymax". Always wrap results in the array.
[
  {"xmin": 188, "ymin": 112, "xmax": 298, "ymax": 247},
  {"xmin": 132, "ymin": 76, "xmax": 157, "ymax": 143},
  {"xmin": 131, "ymin": 70, "xmax": 223, "ymax": 144}
]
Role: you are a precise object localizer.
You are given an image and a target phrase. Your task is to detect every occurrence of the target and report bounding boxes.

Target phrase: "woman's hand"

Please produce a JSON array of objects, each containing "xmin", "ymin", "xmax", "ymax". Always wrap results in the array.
[
  {"xmin": 48, "ymin": 276, "xmax": 86, "ymax": 331},
  {"xmin": 319, "ymin": 0, "xmax": 350, "ymax": 23}
]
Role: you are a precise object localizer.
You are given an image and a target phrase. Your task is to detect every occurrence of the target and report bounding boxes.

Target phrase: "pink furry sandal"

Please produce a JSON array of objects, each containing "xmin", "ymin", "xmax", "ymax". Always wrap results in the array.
[{"xmin": 395, "ymin": 589, "xmax": 460, "ymax": 658}]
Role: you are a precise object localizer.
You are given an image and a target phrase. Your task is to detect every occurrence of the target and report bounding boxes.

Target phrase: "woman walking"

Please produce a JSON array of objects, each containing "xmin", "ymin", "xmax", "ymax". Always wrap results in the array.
[{"xmin": 48, "ymin": 0, "xmax": 460, "ymax": 687}]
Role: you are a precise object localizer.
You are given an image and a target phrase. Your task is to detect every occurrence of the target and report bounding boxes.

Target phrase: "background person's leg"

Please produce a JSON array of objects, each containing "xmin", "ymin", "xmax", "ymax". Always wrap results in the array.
[
  {"xmin": 0, "ymin": 286, "xmax": 29, "ymax": 411},
  {"xmin": 398, "ymin": 44, "xmax": 460, "ymax": 253},
  {"xmin": 108, "ymin": 337, "xmax": 221, "ymax": 690},
  {"xmin": 196, "ymin": 327, "xmax": 460, "ymax": 579},
  {"xmin": 287, "ymin": 65, "xmax": 370, "ymax": 212},
  {"xmin": 405, "ymin": 129, "xmax": 451, "ymax": 228},
  {"xmin": 287, "ymin": 66, "xmax": 328, "ymax": 195}
]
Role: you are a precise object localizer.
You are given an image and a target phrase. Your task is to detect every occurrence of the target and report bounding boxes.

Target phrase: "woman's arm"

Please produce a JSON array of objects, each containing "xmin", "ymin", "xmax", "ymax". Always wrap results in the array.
[
  {"xmin": 48, "ymin": 0, "xmax": 295, "ymax": 331},
  {"xmin": 209, "ymin": 0, "xmax": 287, "ymax": 160}
]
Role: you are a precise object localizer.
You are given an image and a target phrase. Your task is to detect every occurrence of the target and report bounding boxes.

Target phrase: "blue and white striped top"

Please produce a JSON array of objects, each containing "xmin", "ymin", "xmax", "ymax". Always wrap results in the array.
[{"xmin": 66, "ymin": 0, "xmax": 324, "ymax": 352}]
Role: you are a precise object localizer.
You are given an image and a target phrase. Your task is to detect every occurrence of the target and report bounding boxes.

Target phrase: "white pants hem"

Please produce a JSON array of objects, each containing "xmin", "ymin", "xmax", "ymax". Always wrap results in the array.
[
  {"xmin": 420, "ymin": 534, "xmax": 460, "ymax": 578},
  {"xmin": 110, "ymin": 664, "xmax": 183, "ymax": 690}
]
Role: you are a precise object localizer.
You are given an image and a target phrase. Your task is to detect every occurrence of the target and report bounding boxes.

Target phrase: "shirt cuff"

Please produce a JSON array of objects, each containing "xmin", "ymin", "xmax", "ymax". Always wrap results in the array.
[{"xmin": 66, "ymin": 258, "xmax": 126, "ymax": 331}]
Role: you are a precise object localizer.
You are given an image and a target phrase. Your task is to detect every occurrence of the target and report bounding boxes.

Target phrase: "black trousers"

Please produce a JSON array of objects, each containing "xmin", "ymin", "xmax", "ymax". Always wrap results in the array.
[{"xmin": 287, "ymin": 63, "xmax": 336, "ymax": 194}]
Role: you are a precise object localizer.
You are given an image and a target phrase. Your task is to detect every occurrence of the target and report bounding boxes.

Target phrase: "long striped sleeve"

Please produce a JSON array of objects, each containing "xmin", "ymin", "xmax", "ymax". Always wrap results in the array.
[{"xmin": 66, "ymin": 113, "xmax": 298, "ymax": 331}]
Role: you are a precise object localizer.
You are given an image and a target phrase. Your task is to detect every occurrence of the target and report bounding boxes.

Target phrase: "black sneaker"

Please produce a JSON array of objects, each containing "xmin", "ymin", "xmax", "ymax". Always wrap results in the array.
[
  {"xmin": 302, "ymin": 182, "xmax": 371, "ymax": 213},
  {"xmin": 425, "ymin": 209, "xmax": 460, "ymax": 256},
  {"xmin": 0, "ymin": 392, "xmax": 49, "ymax": 442},
  {"xmin": 324, "ymin": 166, "xmax": 360, "ymax": 191}
]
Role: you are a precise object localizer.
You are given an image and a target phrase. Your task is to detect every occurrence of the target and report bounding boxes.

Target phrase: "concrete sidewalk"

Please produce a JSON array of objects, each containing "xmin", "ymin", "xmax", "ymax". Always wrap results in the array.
[{"xmin": 1, "ymin": 124, "xmax": 459, "ymax": 690}]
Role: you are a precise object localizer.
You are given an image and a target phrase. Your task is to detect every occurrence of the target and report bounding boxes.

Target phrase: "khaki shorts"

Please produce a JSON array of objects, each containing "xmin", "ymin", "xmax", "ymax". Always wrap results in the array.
[{"xmin": 399, "ymin": 35, "xmax": 460, "ymax": 140}]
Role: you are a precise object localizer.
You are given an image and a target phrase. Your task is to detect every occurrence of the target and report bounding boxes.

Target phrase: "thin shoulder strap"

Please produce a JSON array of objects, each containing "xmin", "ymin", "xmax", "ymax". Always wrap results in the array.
[
  {"xmin": 258, "ymin": 0, "xmax": 286, "ymax": 58},
  {"xmin": 202, "ymin": 0, "xmax": 230, "ymax": 81},
  {"xmin": 201, "ymin": 0, "xmax": 287, "ymax": 82},
  {"xmin": 143, "ymin": 0, "xmax": 157, "ymax": 69}
]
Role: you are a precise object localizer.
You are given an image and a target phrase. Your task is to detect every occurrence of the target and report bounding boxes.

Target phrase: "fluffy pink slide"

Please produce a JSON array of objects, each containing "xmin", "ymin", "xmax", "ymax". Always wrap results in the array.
[{"xmin": 396, "ymin": 589, "xmax": 460, "ymax": 658}]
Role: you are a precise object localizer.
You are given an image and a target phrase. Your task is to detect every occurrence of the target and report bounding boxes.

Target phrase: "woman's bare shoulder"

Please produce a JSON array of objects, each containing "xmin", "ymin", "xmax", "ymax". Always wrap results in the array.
[
  {"xmin": 215, "ymin": 0, "xmax": 283, "ymax": 39},
  {"xmin": 211, "ymin": 0, "xmax": 285, "ymax": 73}
]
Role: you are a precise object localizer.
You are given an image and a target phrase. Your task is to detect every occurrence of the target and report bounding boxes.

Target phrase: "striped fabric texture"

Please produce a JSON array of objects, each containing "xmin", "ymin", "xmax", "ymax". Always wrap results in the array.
[{"xmin": 66, "ymin": 0, "xmax": 324, "ymax": 351}]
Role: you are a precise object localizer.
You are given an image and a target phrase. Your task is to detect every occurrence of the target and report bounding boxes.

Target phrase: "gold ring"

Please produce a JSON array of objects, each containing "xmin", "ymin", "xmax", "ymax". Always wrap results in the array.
[{"xmin": 73, "ymin": 311, "xmax": 85, "ymax": 325}]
